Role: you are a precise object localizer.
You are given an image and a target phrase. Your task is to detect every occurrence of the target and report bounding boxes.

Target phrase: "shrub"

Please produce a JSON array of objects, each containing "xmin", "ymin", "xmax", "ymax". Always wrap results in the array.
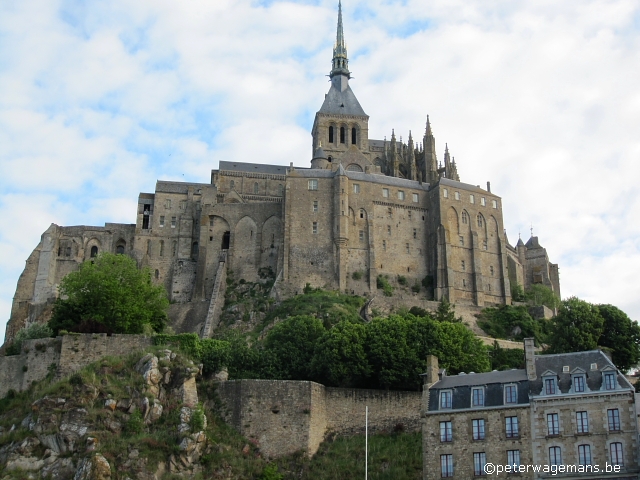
[
  {"xmin": 124, "ymin": 411, "xmax": 144, "ymax": 436},
  {"xmin": 69, "ymin": 373, "xmax": 83, "ymax": 386},
  {"xmin": 189, "ymin": 404, "xmax": 206, "ymax": 431},
  {"xmin": 260, "ymin": 464, "xmax": 283, "ymax": 480},
  {"xmin": 376, "ymin": 275, "xmax": 394, "ymax": 297},
  {"xmin": 397, "ymin": 275, "xmax": 408, "ymax": 286},
  {"xmin": 352, "ymin": 271, "xmax": 363, "ymax": 281},
  {"xmin": 5, "ymin": 324, "xmax": 53, "ymax": 356},
  {"xmin": 411, "ymin": 281, "xmax": 421, "ymax": 294}
]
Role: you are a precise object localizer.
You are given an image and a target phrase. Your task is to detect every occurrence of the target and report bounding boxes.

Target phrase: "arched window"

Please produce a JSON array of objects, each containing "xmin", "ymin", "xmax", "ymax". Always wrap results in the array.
[
  {"xmin": 328, "ymin": 126, "xmax": 334, "ymax": 143},
  {"xmin": 116, "ymin": 245, "xmax": 125, "ymax": 254},
  {"xmin": 462, "ymin": 212, "xmax": 469, "ymax": 224},
  {"xmin": 340, "ymin": 126, "xmax": 346, "ymax": 144},
  {"xmin": 351, "ymin": 127, "xmax": 357, "ymax": 145},
  {"xmin": 327, "ymin": 156, "xmax": 332, "ymax": 163},
  {"xmin": 90, "ymin": 246, "xmax": 98, "ymax": 258},
  {"xmin": 253, "ymin": 182, "xmax": 259, "ymax": 194},
  {"xmin": 477, "ymin": 215, "xmax": 483, "ymax": 227},
  {"xmin": 230, "ymin": 180, "xmax": 235, "ymax": 190}
]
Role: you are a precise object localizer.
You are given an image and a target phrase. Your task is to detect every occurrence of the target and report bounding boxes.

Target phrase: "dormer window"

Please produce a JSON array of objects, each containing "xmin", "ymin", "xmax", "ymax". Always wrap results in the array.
[
  {"xmin": 472, "ymin": 387, "xmax": 484, "ymax": 407},
  {"xmin": 440, "ymin": 390, "xmax": 452, "ymax": 409},
  {"xmin": 504, "ymin": 384, "xmax": 517, "ymax": 404},
  {"xmin": 573, "ymin": 375, "xmax": 586, "ymax": 393},
  {"xmin": 604, "ymin": 372, "xmax": 616, "ymax": 390},
  {"xmin": 544, "ymin": 377, "xmax": 557, "ymax": 395}
]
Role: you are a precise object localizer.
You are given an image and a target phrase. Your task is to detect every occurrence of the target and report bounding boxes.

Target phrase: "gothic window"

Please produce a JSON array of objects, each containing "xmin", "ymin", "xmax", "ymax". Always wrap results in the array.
[
  {"xmin": 116, "ymin": 245, "xmax": 125, "ymax": 254},
  {"xmin": 477, "ymin": 215, "xmax": 483, "ymax": 227},
  {"xmin": 351, "ymin": 127, "xmax": 356, "ymax": 145},
  {"xmin": 329, "ymin": 126, "xmax": 334, "ymax": 143},
  {"xmin": 490, "ymin": 266, "xmax": 494, "ymax": 275},
  {"xmin": 462, "ymin": 212, "xmax": 468, "ymax": 224},
  {"xmin": 209, "ymin": 217, "xmax": 214, "ymax": 227},
  {"xmin": 483, "ymin": 239, "xmax": 488, "ymax": 250},
  {"xmin": 253, "ymin": 182, "xmax": 259, "ymax": 194},
  {"xmin": 459, "ymin": 236, "xmax": 464, "ymax": 246},
  {"xmin": 90, "ymin": 246, "xmax": 98, "ymax": 258},
  {"xmin": 340, "ymin": 126, "xmax": 346, "ymax": 144},
  {"xmin": 408, "ymin": 211, "xmax": 412, "ymax": 219},
  {"xmin": 230, "ymin": 180, "xmax": 235, "ymax": 190},
  {"xmin": 387, "ymin": 225, "xmax": 391, "ymax": 235},
  {"xmin": 406, "ymin": 243, "xmax": 410, "ymax": 253}
]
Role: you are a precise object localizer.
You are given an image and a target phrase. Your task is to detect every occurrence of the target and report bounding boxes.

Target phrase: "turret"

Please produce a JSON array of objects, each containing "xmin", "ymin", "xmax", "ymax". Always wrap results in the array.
[{"xmin": 311, "ymin": 143, "xmax": 330, "ymax": 169}]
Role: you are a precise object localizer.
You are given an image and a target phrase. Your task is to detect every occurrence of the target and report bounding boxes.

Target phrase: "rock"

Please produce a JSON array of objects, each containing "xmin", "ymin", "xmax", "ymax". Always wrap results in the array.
[
  {"xmin": 41, "ymin": 457, "xmax": 75, "ymax": 480},
  {"xmin": 104, "ymin": 399, "xmax": 116, "ymax": 411},
  {"xmin": 163, "ymin": 370, "xmax": 171, "ymax": 384},
  {"xmin": 145, "ymin": 399, "xmax": 163, "ymax": 424},
  {"xmin": 104, "ymin": 417, "xmax": 121, "ymax": 434},
  {"xmin": 117, "ymin": 398, "xmax": 132, "ymax": 412},
  {"xmin": 59, "ymin": 408, "xmax": 89, "ymax": 439},
  {"xmin": 6, "ymin": 454, "xmax": 45, "ymax": 472},
  {"xmin": 213, "ymin": 367, "xmax": 229, "ymax": 382},
  {"xmin": 128, "ymin": 448, "xmax": 139, "ymax": 459},
  {"xmin": 85, "ymin": 437, "xmax": 98, "ymax": 452},
  {"xmin": 242, "ymin": 444, "xmax": 250, "ymax": 455},
  {"xmin": 178, "ymin": 375, "xmax": 199, "ymax": 407},
  {"xmin": 140, "ymin": 396, "xmax": 150, "ymax": 418},
  {"xmin": 74, "ymin": 453, "xmax": 111, "ymax": 480}
]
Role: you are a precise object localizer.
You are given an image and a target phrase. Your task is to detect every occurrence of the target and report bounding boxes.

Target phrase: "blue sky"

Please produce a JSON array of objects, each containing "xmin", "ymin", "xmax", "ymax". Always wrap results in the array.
[{"xmin": 2, "ymin": 0, "xmax": 640, "ymax": 341}]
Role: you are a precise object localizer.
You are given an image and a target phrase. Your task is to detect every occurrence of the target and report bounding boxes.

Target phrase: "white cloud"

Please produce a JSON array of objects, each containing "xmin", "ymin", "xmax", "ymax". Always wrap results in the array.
[{"xmin": 2, "ymin": 0, "xmax": 640, "ymax": 341}]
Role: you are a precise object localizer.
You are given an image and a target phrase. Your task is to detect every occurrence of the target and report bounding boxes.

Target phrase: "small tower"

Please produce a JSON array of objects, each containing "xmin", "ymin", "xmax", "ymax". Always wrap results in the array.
[
  {"xmin": 423, "ymin": 116, "xmax": 439, "ymax": 184},
  {"xmin": 407, "ymin": 131, "xmax": 417, "ymax": 180}
]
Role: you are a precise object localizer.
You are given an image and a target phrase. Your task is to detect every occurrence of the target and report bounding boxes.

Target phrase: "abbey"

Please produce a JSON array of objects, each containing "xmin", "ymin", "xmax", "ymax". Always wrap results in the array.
[{"xmin": 4, "ymin": 4, "xmax": 559, "ymax": 345}]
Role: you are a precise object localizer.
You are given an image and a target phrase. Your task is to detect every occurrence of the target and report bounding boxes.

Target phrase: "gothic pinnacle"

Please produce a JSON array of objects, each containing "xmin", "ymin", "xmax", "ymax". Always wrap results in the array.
[{"xmin": 330, "ymin": 1, "xmax": 350, "ymax": 79}]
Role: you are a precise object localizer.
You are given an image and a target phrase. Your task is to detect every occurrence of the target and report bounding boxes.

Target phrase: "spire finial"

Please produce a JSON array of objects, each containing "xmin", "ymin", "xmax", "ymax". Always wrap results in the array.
[
  {"xmin": 445, "ymin": 143, "xmax": 449, "ymax": 153},
  {"xmin": 330, "ymin": 1, "xmax": 351, "ymax": 79},
  {"xmin": 426, "ymin": 115, "xmax": 431, "ymax": 135}
]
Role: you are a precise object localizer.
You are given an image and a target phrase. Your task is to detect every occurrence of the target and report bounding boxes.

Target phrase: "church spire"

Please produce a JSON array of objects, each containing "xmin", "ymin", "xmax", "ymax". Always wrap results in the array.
[{"xmin": 330, "ymin": 1, "xmax": 351, "ymax": 79}]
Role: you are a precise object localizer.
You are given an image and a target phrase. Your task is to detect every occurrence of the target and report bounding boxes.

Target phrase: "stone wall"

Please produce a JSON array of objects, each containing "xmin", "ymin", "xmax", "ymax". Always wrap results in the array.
[
  {"xmin": 215, "ymin": 379, "xmax": 421, "ymax": 458},
  {"xmin": 0, "ymin": 334, "xmax": 151, "ymax": 398}
]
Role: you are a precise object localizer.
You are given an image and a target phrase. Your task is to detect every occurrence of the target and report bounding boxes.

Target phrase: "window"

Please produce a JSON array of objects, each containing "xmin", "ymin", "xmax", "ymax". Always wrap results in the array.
[
  {"xmin": 504, "ymin": 385, "xmax": 517, "ymax": 404},
  {"xmin": 165, "ymin": 199, "xmax": 171, "ymax": 209},
  {"xmin": 544, "ymin": 377, "xmax": 557, "ymax": 395},
  {"xmin": 608, "ymin": 409, "xmax": 621, "ymax": 431},
  {"xmin": 492, "ymin": 200, "xmax": 498, "ymax": 208},
  {"xmin": 440, "ymin": 454, "xmax": 453, "ymax": 478},
  {"xmin": 382, "ymin": 240, "xmax": 386, "ymax": 251},
  {"xmin": 387, "ymin": 225, "xmax": 391, "ymax": 235},
  {"xmin": 412, "ymin": 193, "xmax": 419, "ymax": 203},
  {"xmin": 576, "ymin": 411, "xmax": 589, "ymax": 434},
  {"xmin": 278, "ymin": 184, "xmax": 283, "ymax": 195},
  {"xmin": 604, "ymin": 372, "xmax": 616, "ymax": 390},
  {"xmin": 462, "ymin": 279, "xmax": 466, "ymax": 288},
  {"xmin": 470, "ymin": 194, "xmax": 475, "ymax": 204},
  {"xmin": 312, "ymin": 222, "xmax": 318, "ymax": 234},
  {"xmin": 171, "ymin": 216, "xmax": 176, "ymax": 228},
  {"xmin": 159, "ymin": 215, "xmax": 165, "ymax": 227},
  {"xmin": 610, "ymin": 442, "xmax": 623, "ymax": 466},
  {"xmin": 359, "ymin": 230, "xmax": 364, "ymax": 241},
  {"xmin": 472, "ymin": 419, "xmax": 485, "ymax": 440},
  {"xmin": 507, "ymin": 450, "xmax": 520, "ymax": 468},
  {"xmin": 413, "ymin": 228, "xmax": 417, "ymax": 239},
  {"xmin": 116, "ymin": 245, "xmax": 124, "ymax": 255},
  {"xmin": 480, "ymin": 197, "xmax": 486, "ymax": 206},
  {"xmin": 489, "ymin": 266, "xmax": 494, "ymax": 276},
  {"xmin": 180, "ymin": 199, "xmax": 187, "ymax": 210},
  {"xmin": 253, "ymin": 182, "xmax": 259, "ymax": 194},
  {"xmin": 547, "ymin": 413, "xmax": 559, "ymax": 436},
  {"xmin": 472, "ymin": 387, "xmax": 484, "ymax": 407},
  {"xmin": 340, "ymin": 126, "xmax": 346, "ymax": 143},
  {"xmin": 351, "ymin": 127, "xmax": 357, "ymax": 145},
  {"xmin": 462, "ymin": 212, "xmax": 468, "ymax": 224},
  {"xmin": 477, "ymin": 215, "xmax": 483, "ymax": 227},
  {"xmin": 573, "ymin": 375, "xmax": 586, "ymax": 392},
  {"xmin": 230, "ymin": 180, "xmax": 235, "ymax": 190},
  {"xmin": 443, "ymin": 188, "xmax": 448, "ymax": 198},
  {"xmin": 154, "ymin": 269, "xmax": 159, "ymax": 279},
  {"xmin": 313, "ymin": 201, "xmax": 318, "ymax": 213},
  {"xmin": 473, "ymin": 452, "xmax": 487, "ymax": 476},
  {"xmin": 398, "ymin": 190, "xmax": 405, "ymax": 200},
  {"xmin": 159, "ymin": 240, "xmax": 164, "ymax": 257},
  {"xmin": 360, "ymin": 209, "xmax": 365, "ymax": 219},
  {"xmin": 209, "ymin": 217, "xmax": 214, "ymax": 227},
  {"xmin": 578, "ymin": 445, "xmax": 592, "ymax": 466},
  {"xmin": 329, "ymin": 126, "xmax": 334, "ymax": 143},
  {"xmin": 90, "ymin": 246, "xmax": 98, "ymax": 258},
  {"xmin": 440, "ymin": 421, "xmax": 452, "ymax": 442},
  {"xmin": 353, "ymin": 183, "xmax": 360, "ymax": 193},
  {"xmin": 459, "ymin": 236, "xmax": 464, "ymax": 246},
  {"xmin": 406, "ymin": 243, "xmax": 410, "ymax": 254},
  {"xmin": 308, "ymin": 179, "xmax": 318, "ymax": 191},
  {"xmin": 440, "ymin": 391, "xmax": 452, "ymax": 409},
  {"xmin": 461, "ymin": 260, "xmax": 466, "ymax": 271},
  {"xmin": 454, "ymin": 191, "xmax": 460, "ymax": 200},
  {"xmin": 383, "ymin": 188, "xmax": 389, "ymax": 198},
  {"xmin": 549, "ymin": 446, "xmax": 561, "ymax": 466},
  {"xmin": 505, "ymin": 416, "xmax": 519, "ymax": 438}
]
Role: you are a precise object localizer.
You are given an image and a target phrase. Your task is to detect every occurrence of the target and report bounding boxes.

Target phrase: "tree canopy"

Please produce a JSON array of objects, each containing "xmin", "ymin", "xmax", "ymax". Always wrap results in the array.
[
  {"xmin": 597, "ymin": 304, "xmax": 640, "ymax": 373},
  {"xmin": 49, "ymin": 253, "xmax": 168, "ymax": 335},
  {"xmin": 546, "ymin": 297, "xmax": 604, "ymax": 354}
]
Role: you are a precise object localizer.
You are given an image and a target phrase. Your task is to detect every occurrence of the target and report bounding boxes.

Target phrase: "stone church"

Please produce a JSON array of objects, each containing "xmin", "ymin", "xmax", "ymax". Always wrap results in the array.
[{"xmin": 4, "ymin": 3, "xmax": 560, "ymax": 345}]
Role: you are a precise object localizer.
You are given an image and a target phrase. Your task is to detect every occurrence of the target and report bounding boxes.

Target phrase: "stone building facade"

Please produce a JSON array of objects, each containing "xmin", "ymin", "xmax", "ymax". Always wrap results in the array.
[
  {"xmin": 422, "ymin": 340, "xmax": 639, "ymax": 479},
  {"xmin": 4, "ymin": 4, "xmax": 559, "ymax": 346}
]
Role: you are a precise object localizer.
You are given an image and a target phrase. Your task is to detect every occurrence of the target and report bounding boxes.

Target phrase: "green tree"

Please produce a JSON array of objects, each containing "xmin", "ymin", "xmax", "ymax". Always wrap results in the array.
[
  {"xmin": 546, "ymin": 297, "xmax": 604, "ymax": 353},
  {"xmin": 311, "ymin": 321, "xmax": 371, "ymax": 387},
  {"xmin": 264, "ymin": 315, "xmax": 325, "ymax": 380},
  {"xmin": 434, "ymin": 297, "xmax": 462, "ymax": 323},
  {"xmin": 525, "ymin": 284, "xmax": 560, "ymax": 310},
  {"xmin": 488, "ymin": 342, "xmax": 524, "ymax": 370},
  {"xmin": 597, "ymin": 304, "xmax": 640, "ymax": 373},
  {"xmin": 48, "ymin": 253, "xmax": 168, "ymax": 335},
  {"xmin": 477, "ymin": 305, "xmax": 546, "ymax": 343}
]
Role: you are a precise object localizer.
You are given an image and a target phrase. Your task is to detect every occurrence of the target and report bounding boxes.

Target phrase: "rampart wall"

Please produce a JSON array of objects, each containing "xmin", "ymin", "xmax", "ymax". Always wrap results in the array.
[{"xmin": 215, "ymin": 379, "xmax": 421, "ymax": 458}]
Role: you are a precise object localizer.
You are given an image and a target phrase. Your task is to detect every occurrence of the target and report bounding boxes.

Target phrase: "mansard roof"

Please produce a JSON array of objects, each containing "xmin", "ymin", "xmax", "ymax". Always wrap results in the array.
[
  {"xmin": 530, "ymin": 350, "xmax": 633, "ymax": 395},
  {"xmin": 432, "ymin": 369, "xmax": 527, "ymax": 389}
]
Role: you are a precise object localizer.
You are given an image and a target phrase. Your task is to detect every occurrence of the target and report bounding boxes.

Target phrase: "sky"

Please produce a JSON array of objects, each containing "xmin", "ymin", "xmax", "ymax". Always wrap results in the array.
[{"xmin": 1, "ymin": 0, "xmax": 640, "ymax": 341}]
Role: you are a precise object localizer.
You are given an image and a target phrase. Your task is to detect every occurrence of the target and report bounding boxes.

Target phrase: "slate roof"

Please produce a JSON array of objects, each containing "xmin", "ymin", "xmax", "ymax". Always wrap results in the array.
[
  {"xmin": 318, "ymin": 80, "xmax": 367, "ymax": 117},
  {"xmin": 218, "ymin": 161, "xmax": 289, "ymax": 176},
  {"xmin": 439, "ymin": 177, "xmax": 494, "ymax": 195},
  {"xmin": 529, "ymin": 350, "xmax": 633, "ymax": 395},
  {"xmin": 432, "ymin": 369, "xmax": 527, "ymax": 389},
  {"xmin": 156, "ymin": 181, "xmax": 209, "ymax": 194}
]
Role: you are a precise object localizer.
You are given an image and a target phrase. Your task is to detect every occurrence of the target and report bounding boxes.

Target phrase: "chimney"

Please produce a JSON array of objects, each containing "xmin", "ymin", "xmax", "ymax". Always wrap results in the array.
[
  {"xmin": 487, "ymin": 181, "xmax": 491, "ymax": 193},
  {"xmin": 426, "ymin": 355, "xmax": 439, "ymax": 385},
  {"xmin": 524, "ymin": 338, "xmax": 536, "ymax": 381}
]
